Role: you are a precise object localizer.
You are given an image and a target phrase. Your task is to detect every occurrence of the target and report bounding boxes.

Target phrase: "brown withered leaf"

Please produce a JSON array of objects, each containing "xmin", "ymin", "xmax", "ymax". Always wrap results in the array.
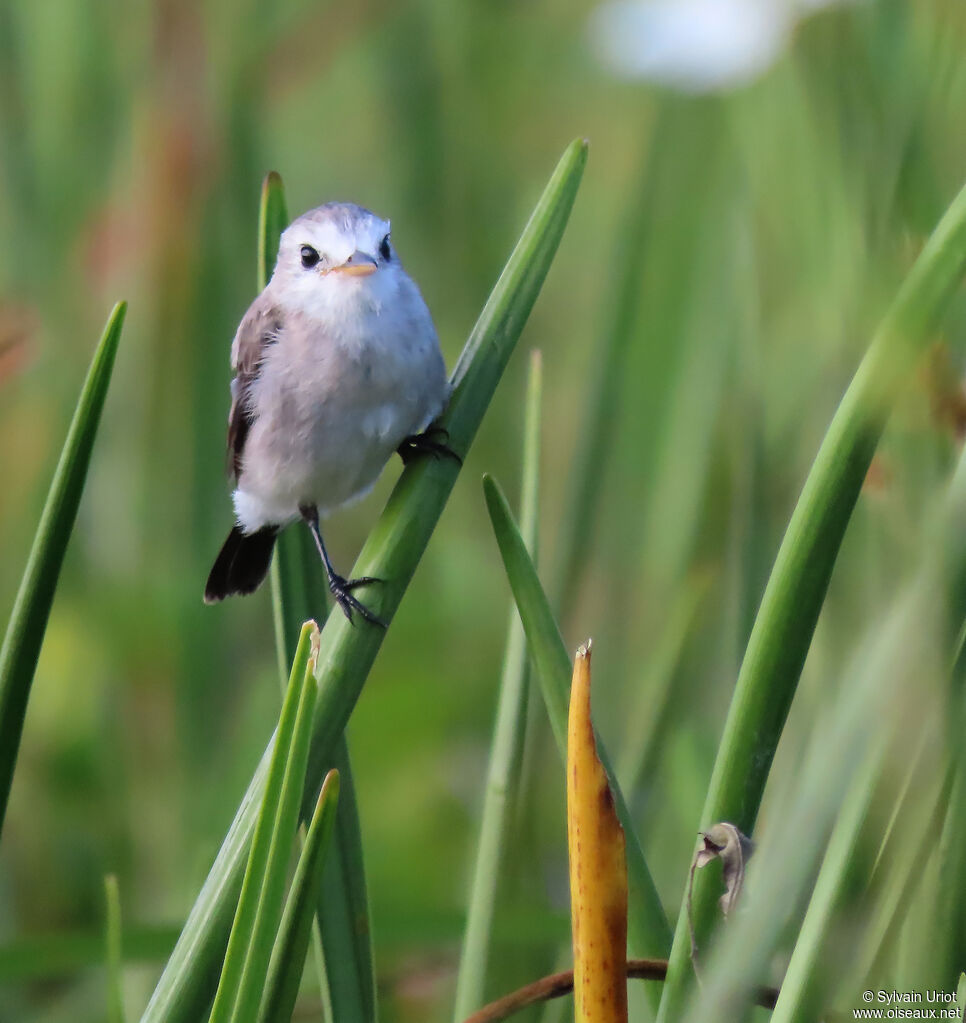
[
  {"xmin": 686, "ymin": 822, "xmax": 754, "ymax": 968},
  {"xmin": 862, "ymin": 455, "xmax": 892, "ymax": 496},
  {"xmin": 924, "ymin": 342, "xmax": 966, "ymax": 442},
  {"xmin": 696, "ymin": 823, "xmax": 754, "ymax": 915}
]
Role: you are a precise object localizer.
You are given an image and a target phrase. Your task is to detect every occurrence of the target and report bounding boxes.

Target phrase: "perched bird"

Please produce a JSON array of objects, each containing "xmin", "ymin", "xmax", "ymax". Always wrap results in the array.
[{"xmin": 204, "ymin": 201, "xmax": 453, "ymax": 624}]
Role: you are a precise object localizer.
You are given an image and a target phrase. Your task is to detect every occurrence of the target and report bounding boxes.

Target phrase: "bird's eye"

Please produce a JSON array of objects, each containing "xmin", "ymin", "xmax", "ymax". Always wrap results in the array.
[
  {"xmin": 300, "ymin": 245, "xmax": 320, "ymax": 269},
  {"xmin": 379, "ymin": 234, "xmax": 391, "ymax": 261}
]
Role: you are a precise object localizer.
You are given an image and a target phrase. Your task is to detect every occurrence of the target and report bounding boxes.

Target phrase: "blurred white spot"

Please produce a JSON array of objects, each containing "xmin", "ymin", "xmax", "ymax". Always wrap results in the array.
[
  {"xmin": 590, "ymin": 0, "xmax": 860, "ymax": 93},
  {"xmin": 795, "ymin": 0, "xmax": 853, "ymax": 10}
]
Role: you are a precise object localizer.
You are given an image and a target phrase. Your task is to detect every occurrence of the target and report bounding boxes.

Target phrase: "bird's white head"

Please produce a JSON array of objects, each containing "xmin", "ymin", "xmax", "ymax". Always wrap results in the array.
[{"xmin": 272, "ymin": 202, "xmax": 405, "ymax": 321}]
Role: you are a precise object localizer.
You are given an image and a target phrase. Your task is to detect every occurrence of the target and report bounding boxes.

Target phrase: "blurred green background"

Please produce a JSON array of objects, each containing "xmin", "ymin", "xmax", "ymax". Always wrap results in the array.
[{"xmin": 3, "ymin": 0, "xmax": 966, "ymax": 1020}]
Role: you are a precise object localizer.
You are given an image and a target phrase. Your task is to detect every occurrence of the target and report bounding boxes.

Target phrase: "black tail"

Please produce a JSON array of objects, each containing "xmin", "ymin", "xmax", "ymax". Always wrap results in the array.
[{"xmin": 204, "ymin": 525, "xmax": 278, "ymax": 604}]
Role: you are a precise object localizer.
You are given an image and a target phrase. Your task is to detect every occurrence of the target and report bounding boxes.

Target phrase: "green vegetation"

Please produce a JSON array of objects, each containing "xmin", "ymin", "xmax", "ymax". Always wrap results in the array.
[{"xmin": 4, "ymin": 3, "xmax": 966, "ymax": 1022}]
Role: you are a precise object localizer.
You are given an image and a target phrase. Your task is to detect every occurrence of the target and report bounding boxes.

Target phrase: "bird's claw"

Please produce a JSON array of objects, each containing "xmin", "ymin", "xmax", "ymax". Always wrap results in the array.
[
  {"xmin": 328, "ymin": 573, "xmax": 386, "ymax": 627},
  {"xmin": 397, "ymin": 426, "xmax": 462, "ymax": 467}
]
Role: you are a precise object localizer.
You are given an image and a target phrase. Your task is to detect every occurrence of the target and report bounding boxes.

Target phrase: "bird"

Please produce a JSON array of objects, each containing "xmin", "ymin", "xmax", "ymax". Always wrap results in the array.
[{"xmin": 204, "ymin": 201, "xmax": 453, "ymax": 624}]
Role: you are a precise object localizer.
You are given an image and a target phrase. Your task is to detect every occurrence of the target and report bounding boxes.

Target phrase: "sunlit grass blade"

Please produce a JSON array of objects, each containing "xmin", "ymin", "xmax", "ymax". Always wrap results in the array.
[
  {"xmin": 263, "ymin": 170, "xmax": 376, "ymax": 1023},
  {"xmin": 105, "ymin": 875, "xmax": 125, "ymax": 1023},
  {"xmin": 454, "ymin": 350, "xmax": 542, "ymax": 1020},
  {"xmin": 659, "ymin": 175, "xmax": 966, "ymax": 1022},
  {"xmin": 142, "ymin": 139, "xmax": 587, "ymax": 1023},
  {"xmin": 258, "ymin": 769, "xmax": 340, "ymax": 1023},
  {"xmin": 0, "ymin": 301, "xmax": 125, "ymax": 838},
  {"xmin": 482, "ymin": 474, "xmax": 671, "ymax": 960},
  {"xmin": 208, "ymin": 622, "xmax": 318, "ymax": 1023}
]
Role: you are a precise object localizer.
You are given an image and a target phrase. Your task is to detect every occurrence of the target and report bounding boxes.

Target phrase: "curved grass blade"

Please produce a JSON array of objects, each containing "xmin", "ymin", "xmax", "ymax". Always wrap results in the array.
[
  {"xmin": 208, "ymin": 622, "xmax": 318, "ymax": 1023},
  {"xmin": 482, "ymin": 474, "xmax": 671, "ymax": 960},
  {"xmin": 683, "ymin": 443, "xmax": 966, "ymax": 1023},
  {"xmin": 105, "ymin": 875, "xmax": 126, "ymax": 1023},
  {"xmin": 680, "ymin": 658, "xmax": 897, "ymax": 1023},
  {"xmin": 659, "ymin": 175, "xmax": 966, "ymax": 1023},
  {"xmin": 258, "ymin": 769, "xmax": 340, "ymax": 1023},
  {"xmin": 141, "ymin": 139, "xmax": 588, "ymax": 1023},
  {"xmin": 454, "ymin": 350, "xmax": 542, "ymax": 1020},
  {"xmin": 263, "ymin": 171, "xmax": 376, "ymax": 1023},
  {"xmin": 0, "ymin": 301, "xmax": 125, "ymax": 838}
]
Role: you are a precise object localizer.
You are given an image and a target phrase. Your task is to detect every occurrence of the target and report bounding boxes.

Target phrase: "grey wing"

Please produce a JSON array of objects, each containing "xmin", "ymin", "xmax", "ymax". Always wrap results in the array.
[{"xmin": 227, "ymin": 297, "xmax": 284, "ymax": 479}]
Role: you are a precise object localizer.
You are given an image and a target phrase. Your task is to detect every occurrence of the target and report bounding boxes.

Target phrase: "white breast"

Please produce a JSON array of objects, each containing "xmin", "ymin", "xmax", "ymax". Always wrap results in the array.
[{"xmin": 232, "ymin": 270, "xmax": 448, "ymax": 533}]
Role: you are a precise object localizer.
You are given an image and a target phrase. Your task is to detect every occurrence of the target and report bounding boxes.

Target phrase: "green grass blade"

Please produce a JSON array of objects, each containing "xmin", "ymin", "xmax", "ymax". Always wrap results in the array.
[
  {"xmin": 105, "ymin": 875, "xmax": 125, "ymax": 1023},
  {"xmin": 454, "ymin": 350, "xmax": 542, "ymax": 1020},
  {"xmin": 257, "ymin": 171, "xmax": 287, "ymax": 292},
  {"xmin": 314, "ymin": 741, "xmax": 375, "ymax": 1023},
  {"xmin": 680, "ymin": 645, "xmax": 897, "ymax": 1023},
  {"xmin": 0, "ymin": 301, "xmax": 125, "ymax": 838},
  {"xmin": 769, "ymin": 745, "xmax": 885, "ymax": 1023},
  {"xmin": 615, "ymin": 573, "xmax": 709, "ymax": 795},
  {"xmin": 208, "ymin": 622, "xmax": 318, "ymax": 1023},
  {"xmin": 141, "ymin": 139, "xmax": 587, "ymax": 1023},
  {"xmin": 482, "ymin": 473, "xmax": 672, "ymax": 959},
  {"xmin": 259, "ymin": 169, "xmax": 307, "ymax": 693},
  {"xmin": 684, "ymin": 443, "xmax": 966, "ymax": 1023},
  {"xmin": 552, "ymin": 138, "xmax": 650, "ymax": 620},
  {"xmin": 262, "ymin": 169, "xmax": 376, "ymax": 1023},
  {"xmin": 258, "ymin": 769, "xmax": 340, "ymax": 1023},
  {"xmin": 930, "ymin": 566, "xmax": 966, "ymax": 992},
  {"xmin": 934, "ymin": 780, "xmax": 966, "ymax": 991},
  {"xmin": 259, "ymin": 170, "xmax": 311, "ymax": 694},
  {"xmin": 270, "ymin": 544, "xmax": 338, "ymax": 1023},
  {"xmin": 659, "ymin": 176, "xmax": 966, "ymax": 1023},
  {"xmin": 841, "ymin": 761, "xmax": 949, "ymax": 1005},
  {"xmin": 271, "ymin": 530, "xmax": 329, "ymax": 691},
  {"xmin": 228, "ymin": 652, "xmax": 319, "ymax": 1023}
]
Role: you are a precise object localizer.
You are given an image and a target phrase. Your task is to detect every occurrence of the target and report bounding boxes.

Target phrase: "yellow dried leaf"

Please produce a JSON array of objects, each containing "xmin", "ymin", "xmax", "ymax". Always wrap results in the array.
[{"xmin": 567, "ymin": 641, "xmax": 628, "ymax": 1023}]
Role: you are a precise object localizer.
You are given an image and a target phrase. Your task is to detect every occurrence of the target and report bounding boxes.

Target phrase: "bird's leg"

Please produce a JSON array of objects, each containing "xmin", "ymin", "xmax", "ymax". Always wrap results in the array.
[
  {"xmin": 299, "ymin": 504, "xmax": 386, "ymax": 627},
  {"xmin": 397, "ymin": 424, "xmax": 462, "ymax": 466}
]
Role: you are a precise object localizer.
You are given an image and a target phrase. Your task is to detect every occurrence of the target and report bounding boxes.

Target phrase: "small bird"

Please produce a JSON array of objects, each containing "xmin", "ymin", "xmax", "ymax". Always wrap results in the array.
[{"xmin": 204, "ymin": 201, "xmax": 452, "ymax": 624}]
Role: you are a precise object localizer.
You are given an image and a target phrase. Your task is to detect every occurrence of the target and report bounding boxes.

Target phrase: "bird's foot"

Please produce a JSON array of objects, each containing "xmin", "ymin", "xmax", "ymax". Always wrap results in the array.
[
  {"xmin": 397, "ymin": 425, "xmax": 462, "ymax": 467},
  {"xmin": 328, "ymin": 573, "xmax": 386, "ymax": 627}
]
